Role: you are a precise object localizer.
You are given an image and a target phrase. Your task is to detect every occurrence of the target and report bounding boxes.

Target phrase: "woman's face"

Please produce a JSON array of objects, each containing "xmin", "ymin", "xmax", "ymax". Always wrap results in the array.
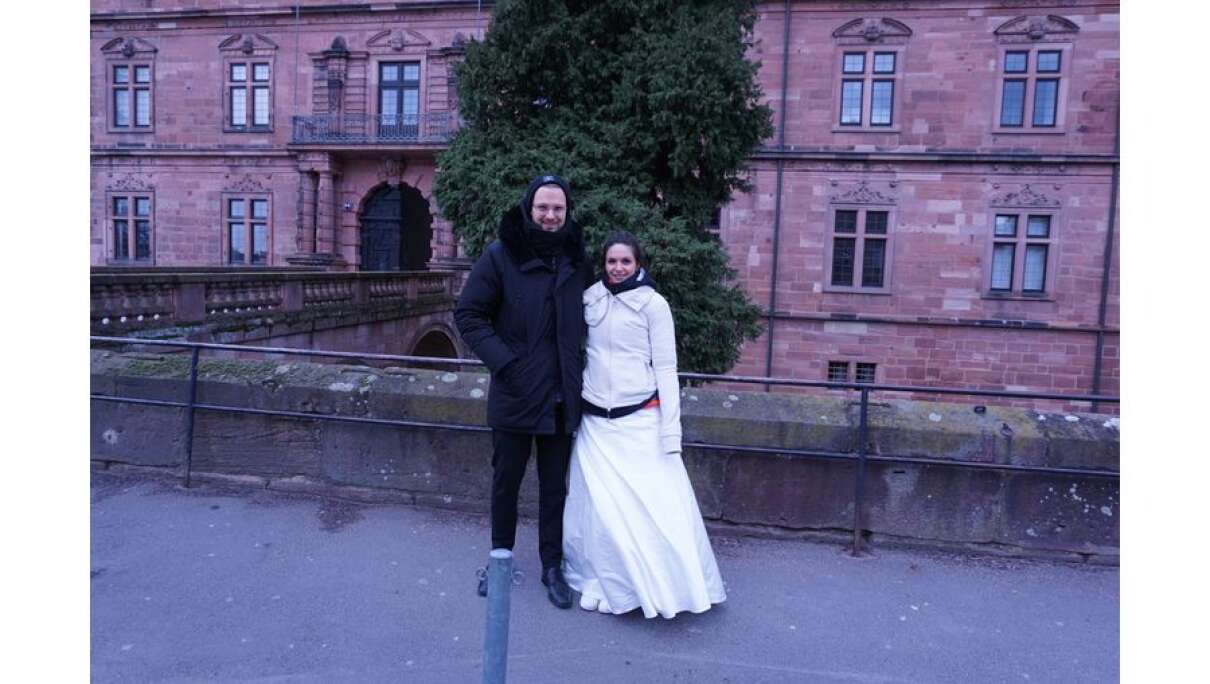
[{"xmin": 604, "ymin": 244, "xmax": 638, "ymax": 285}]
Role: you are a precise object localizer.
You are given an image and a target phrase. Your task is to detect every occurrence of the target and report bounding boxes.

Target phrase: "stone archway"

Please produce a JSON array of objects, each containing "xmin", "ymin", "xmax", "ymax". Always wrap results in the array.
[
  {"xmin": 410, "ymin": 328, "xmax": 459, "ymax": 370},
  {"xmin": 411, "ymin": 329, "xmax": 458, "ymax": 358},
  {"xmin": 358, "ymin": 183, "xmax": 433, "ymax": 271}
]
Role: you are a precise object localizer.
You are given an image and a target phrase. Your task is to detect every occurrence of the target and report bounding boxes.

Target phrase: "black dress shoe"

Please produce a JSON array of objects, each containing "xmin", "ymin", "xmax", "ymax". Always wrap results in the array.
[
  {"xmin": 476, "ymin": 566, "xmax": 488, "ymax": 597},
  {"xmin": 541, "ymin": 566, "xmax": 572, "ymax": 609}
]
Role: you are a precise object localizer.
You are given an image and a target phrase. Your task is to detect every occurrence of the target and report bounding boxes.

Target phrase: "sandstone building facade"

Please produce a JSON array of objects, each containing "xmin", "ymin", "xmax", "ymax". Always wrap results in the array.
[{"xmin": 90, "ymin": 0, "xmax": 1120, "ymax": 397}]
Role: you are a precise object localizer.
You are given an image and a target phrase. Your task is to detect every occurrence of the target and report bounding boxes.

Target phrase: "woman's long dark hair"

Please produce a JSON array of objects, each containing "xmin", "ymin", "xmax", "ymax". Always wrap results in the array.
[{"xmin": 599, "ymin": 231, "xmax": 645, "ymax": 276}]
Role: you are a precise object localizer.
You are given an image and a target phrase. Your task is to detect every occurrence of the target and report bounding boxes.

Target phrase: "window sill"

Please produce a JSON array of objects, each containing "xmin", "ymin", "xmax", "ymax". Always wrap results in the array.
[
  {"xmin": 823, "ymin": 286, "xmax": 893, "ymax": 296},
  {"xmin": 982, "ymin": 292, "xmax": 1055, "ymax": 302},
  {"xmin": 224, "ymin": 126, "xmax": 275, "ymax": 134},
  {"xmin": 991, "ymin": 128, "xmax": 1066, "ymax": 136},
  {"xmin": 105, "ymin": 259, "xmax": 156, "ymax": 267},
  {"xmin": 107, "ymin": 127, "xmax": 156, "ymax": 135},
  {"xmin": 831, "ymin": 126, "xmax": 901, "ymax": 134}
]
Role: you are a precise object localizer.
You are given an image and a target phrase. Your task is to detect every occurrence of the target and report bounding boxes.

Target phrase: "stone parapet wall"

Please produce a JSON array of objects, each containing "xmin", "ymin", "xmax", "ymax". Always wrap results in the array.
[
  {"xmin": 90, "ymin": 351, "xmax": 1119, "ymax": 560},
  {"xmin": 91, "ymin": 269, "xmax": 458, "ymax": 341}
]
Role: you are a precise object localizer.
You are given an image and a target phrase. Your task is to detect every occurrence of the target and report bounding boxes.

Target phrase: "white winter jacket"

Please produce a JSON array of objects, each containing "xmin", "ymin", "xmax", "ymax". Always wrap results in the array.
[{"xmin": 581, "ymin": 277, "xmax": 682, "ymax": 455}]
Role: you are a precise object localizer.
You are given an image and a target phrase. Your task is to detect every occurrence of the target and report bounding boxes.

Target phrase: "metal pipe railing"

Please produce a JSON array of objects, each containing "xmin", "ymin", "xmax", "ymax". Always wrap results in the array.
[
  {"xmin": 90, "ymin": 336, "xmax": 1119, "ymax": 556},
  {"xmin": 291, "ymin": 112, "xmax": 459, "ymax": 145}
]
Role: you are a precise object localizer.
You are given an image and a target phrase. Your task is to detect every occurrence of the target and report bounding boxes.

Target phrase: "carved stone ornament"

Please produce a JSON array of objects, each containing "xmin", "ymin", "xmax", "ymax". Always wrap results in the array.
[
  {"xmin": 324, "ymin": 36, "xmax": 350, "ymax": 57},
  {"xmin": 993, "ymin": 15, "xmax": 1080, "ymax": 42},
  {"xmin": 990, "ymin": 184, "xmax": 1061, "ymax": 208},
  {"xmin": 100, "ymin": 36, "xmax": 158, "ymax": 57},
  {"xmin": 378, "ymin": 157, "xmax": 407, "ymax": 184},
  {"xmin": 225, "ymin": 174, "xmax": 269, "ymax": 193},
  {"xmin": 297, "ymin": 152, "xmax": 332, "ymax": 172},
  {"xmin": 108, "ymin": 176, "xmax": 154, "ymax": 192},
  {"xmin": 991, "ymin": 163, "xmax": 1068, "ymax": 176},
  {"xmin": 218, "ymin": 33, "xmax": 279, "ymax": 53},
  {"xmin": 830, "ymin": 181, "xmax": 896, "ymax": 205},
  {"xmin": 367, "ymin": 28, "xmax": 433, "ymax": 52},
  {"xmin": 832, "ymin": 18, "xmax": 913, "ymax": 43}
]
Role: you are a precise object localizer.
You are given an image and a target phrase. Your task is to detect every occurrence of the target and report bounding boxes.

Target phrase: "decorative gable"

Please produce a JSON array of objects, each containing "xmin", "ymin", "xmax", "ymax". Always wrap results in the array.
[
  {"xmin": 990, "ymin": 184, "xmax": 1061, "ymax": 208},
  {"xmin": 367, "ymin": 28, "xmax": 432, "ymax": 52},
  {"xmin": 832, "ymin": 18, "xmax": 913, "ymax": 45},
  {"xmin": 107, "ymin": 175, "xmax": 155, "ymax": 192},
  {"xmin": 100, "ymin": 37, "xmax": 157, "ymax": 58},
  {"xmin": 224, "ymin": 174, "xmax": 269, "ymax": 193},
  {"xmin": 830, "ymin": 181, "xmax": 896, "ymax": 206},
  {"xmin": 994, "ymin": 15, "xmax": 1080, "ymax": 43},
  {"xmin": 218, "ymin": 33, "xmax": 279, "ymax": 55}
]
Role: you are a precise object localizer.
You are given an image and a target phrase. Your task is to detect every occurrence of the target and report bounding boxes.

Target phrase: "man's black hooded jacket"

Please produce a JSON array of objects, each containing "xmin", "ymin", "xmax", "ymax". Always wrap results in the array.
[{"xmin": 454, "ymin": 182, "xmax": 591, "ymax": 434}]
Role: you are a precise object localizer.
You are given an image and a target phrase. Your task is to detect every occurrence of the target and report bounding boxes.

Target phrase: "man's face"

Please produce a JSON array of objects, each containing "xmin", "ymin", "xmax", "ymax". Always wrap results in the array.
[{"xmin": 530, "ymin": 185, "xmax": 567, "ymax": 232}]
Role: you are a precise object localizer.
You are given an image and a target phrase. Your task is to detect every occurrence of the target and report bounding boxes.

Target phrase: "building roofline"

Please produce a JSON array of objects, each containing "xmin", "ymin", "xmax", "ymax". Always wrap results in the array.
[
  {"xmin": 752, "ymin": 148, "xmax": 1119, "ymax": 165},
  {"xmin": 91, "ymin": 1, "xmax": 494, "ymax": 23}
]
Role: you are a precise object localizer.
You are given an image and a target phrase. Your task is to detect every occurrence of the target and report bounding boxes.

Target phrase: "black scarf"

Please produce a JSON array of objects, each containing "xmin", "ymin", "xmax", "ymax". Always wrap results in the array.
[
  {"xmin": 604, "ymin": 268, "xmax": 657, "ymax": 295},
  {"xmin": 526, "ymin": 223, "xmax": 568, "ymax": 260}
]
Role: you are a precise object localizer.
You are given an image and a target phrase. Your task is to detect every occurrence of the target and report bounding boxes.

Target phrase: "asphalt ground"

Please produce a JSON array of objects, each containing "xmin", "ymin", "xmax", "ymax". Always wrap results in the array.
[{"xmin": 91, "ymin": 470, "xmax": 1118, "ymax": 683}]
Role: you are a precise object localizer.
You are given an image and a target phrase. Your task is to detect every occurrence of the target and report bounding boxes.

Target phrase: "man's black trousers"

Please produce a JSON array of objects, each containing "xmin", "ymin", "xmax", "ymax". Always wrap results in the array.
[{"xmin": 490, "ymin": 428, "xmax": 572, "ymax": 570}]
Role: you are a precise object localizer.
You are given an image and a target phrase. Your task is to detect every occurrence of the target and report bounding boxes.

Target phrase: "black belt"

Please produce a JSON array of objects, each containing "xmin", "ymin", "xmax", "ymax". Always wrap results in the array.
[{"xmin": 581, "ymin": 390, "xmax": 659, "ymax": 420}]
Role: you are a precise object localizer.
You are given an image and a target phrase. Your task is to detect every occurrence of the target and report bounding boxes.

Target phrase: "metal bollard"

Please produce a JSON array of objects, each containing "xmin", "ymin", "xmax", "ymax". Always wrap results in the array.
[
  {"xmin": 482, "ymin": 548, "xmax": 513, "ymax": 684},
  {"xmin": 851, "ymin": 387, "xmax": 870, "ymax": 557}
]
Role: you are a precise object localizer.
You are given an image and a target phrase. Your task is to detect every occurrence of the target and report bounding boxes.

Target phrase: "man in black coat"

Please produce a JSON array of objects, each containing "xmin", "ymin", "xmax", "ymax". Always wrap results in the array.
[{"xmin": 454, "ymin": 174, "xmax": 591, "ymax": 609}]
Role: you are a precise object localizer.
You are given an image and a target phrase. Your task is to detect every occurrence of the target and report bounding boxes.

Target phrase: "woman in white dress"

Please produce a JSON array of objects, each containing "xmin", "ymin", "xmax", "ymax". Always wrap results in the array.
[{"xmin": 562, "ymin": 231, "xmax": 727, "ymax": 619}]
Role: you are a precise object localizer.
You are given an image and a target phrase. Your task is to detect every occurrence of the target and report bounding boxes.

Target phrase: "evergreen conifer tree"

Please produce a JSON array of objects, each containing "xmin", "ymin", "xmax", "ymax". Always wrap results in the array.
[{"xmin": 435, "ymin": 0, "xmax": 773, "ymax": 374}]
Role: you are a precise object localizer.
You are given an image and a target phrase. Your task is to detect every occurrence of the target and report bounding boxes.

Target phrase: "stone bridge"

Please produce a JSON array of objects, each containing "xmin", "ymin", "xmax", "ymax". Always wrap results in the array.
[{"xmin": 90, "ymin": 269, "xmax": 469, "ymax": 361}]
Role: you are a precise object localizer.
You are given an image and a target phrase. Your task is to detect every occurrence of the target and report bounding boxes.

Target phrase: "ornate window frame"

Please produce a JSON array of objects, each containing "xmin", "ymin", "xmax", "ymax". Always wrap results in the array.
[
  {"xmin": 367, "ymin": 29, "xmax": 432, "ymax": 128},
  {"xmin": 221, "ymin": 175, "xmax": 273, "ymax": 266},
  {"xmin": 991, "ymin": 15, "xmax": 1079, "ymax": 135},
  {"xmin": 984, "ymin": 184, "xmax": 1062, "ymax": 300},
  {"xmin": 830, "ymin": 18, "xmax": 911, "ymax": 133},
  {"xmin": 101, "ymin": 37, "xmax": 157, "ymax": 134},
  {"xmin": 824, "ymin": 182, "xmax": 897, "ymax": 295},
  {"xmin": 105, "ymin": 177, "xmax": 156, "ymax": 265},
  {"xmin": 219, "ymin": 34, "xmax": 278, "ymax": 133}
]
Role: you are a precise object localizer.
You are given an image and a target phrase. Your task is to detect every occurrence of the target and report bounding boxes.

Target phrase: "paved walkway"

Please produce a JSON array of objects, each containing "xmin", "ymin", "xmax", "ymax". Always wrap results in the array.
[{"xmin": 91, "ymin": 470, "xmax": 1118, "ymax": 683}]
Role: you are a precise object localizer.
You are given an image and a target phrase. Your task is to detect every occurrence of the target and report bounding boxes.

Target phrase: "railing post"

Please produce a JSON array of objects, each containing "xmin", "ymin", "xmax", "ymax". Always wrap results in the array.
[
  {"xmin": 851, "ymin": 386, "xmax": 870, "ymax": 557},
  {"xmin": 281, "ymin": 280, "xmax": 305, "ymax": 313},
  {"xmin": 181, "ymin": 346, "xmax": 201, "ymax": 488},
  {"xmin": 353, "ymin": 277, "xmax": 370, "ymax": 306},
  {"xmin": 482, "ymin": 548, "xmax": 513, "ymax": 684},
  {"xmin": 175, "ymin": 282, "xmax": 207, "ymax": 324}
]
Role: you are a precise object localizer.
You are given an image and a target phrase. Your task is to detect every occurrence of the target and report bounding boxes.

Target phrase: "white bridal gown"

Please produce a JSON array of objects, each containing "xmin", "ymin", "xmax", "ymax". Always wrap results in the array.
[{"xmin": 562, "ymin": 278, "xmax": 727, "ymax": 619}]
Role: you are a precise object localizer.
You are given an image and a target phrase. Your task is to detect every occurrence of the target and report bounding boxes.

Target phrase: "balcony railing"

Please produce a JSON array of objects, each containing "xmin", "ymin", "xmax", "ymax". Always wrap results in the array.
[
  {"xmin": 291, "ymin": 113, "xmax": 459, "ymax": 145},
  {"xmin": 91, "ymin": 270, "xmax": 459, "ymax": 332}
]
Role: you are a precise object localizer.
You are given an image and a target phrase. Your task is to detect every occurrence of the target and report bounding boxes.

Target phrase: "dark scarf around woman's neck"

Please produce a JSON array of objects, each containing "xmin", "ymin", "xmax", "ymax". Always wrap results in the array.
[{"xmin": 604, "ymin": 268, "xmax": 656, "ymax": 295}]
